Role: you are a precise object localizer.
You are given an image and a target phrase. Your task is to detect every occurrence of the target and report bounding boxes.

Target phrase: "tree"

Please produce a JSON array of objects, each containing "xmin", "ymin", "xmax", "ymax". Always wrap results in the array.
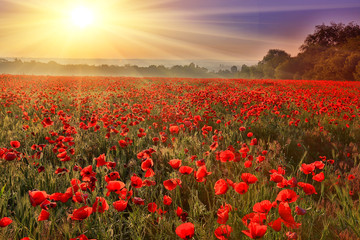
[
  {"xmin": 259, "ymin": 49, "xmax": 291, "ymax": 78},
  {"xmin": 239, "ymin": 64, "xmax": 250, "ymax": 78},
  {"xmin": 300, "ymin": 22, "xmax": 360, "ymax": 52},
  {"xmin": 312, "ymin": 51, "xmax": 348, "ymax": 80},
  {"xmin": 275, "ymin": 59, "xmax": 296, "ymax": 79},
  {"xmin": 230, "ymin": 65, "xmax": 238, "ymax": 73},
  {"xmin": 249, "ymin": 65, "xmax": 263, "ymax": 79},
  {"xmin": 354, "ymin": 62, "xmax": 360, "ymax": 81},
  {"xmin": 343, "ymin": 53, "xmax": 360, "ymax": 80}
]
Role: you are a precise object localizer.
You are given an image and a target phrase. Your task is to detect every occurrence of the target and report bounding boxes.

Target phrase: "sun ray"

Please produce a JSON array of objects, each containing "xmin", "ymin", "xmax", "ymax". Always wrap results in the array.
[{"xmin": 0, "ymin": 0, "xmax": 339, "ymax": 60}]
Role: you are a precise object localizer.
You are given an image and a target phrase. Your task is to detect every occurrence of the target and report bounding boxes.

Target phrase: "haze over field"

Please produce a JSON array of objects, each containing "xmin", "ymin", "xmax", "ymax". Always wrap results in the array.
[{"xmin": 1, "ymin": 58, "xmax": 258, "ymax": 72}]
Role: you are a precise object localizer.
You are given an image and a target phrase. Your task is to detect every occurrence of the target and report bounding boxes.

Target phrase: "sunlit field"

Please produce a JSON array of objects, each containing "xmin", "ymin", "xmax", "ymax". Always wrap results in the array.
[{"xmin": 0, "ymin": 75, "xmax": 360, "ymax": 240}]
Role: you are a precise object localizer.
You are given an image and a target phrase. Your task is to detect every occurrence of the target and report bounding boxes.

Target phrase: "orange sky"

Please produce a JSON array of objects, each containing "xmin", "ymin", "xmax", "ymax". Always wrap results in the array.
[{"xmin": 0, "ymin": 0, "xmax": 359, "ymax": 61}]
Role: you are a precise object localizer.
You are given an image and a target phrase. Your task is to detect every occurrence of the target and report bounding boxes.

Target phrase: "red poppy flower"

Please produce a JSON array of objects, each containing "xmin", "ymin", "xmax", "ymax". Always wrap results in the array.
[
  {"xmin": 163, "ymin": 195, "xmax": 172, "ymax": 206},
  {"xmin": 253, "ymin": 200, "xmax": 272, "ymax": 214},
  {"xmin": 10, "ymin": 141, "xmax": 20, "ymax": 148},
  {"xmin": 270, "ymin": 172, "xmax": 284, "ymax": 183},
  {"xmin": 275, "ymin": 189, "xmax": 298, "ymax": 203},
  {"xmin": 223, "ymin": 179, "xmax": 233, "ymax": 189},
  {"xmin": 148, "ymin": 202, "xmax": 157, "ymax": 213},
  {"xmin": 214, "ymin": 179, "xmax": 229, "ymax": 195},
  {"xmin": 41, "ymin": 117, "xmax": 54, "ymax": 127},
  {"xmin": 106, "ymin": 181, "xmax": 126, "ymax": 196},
  {"xmin": 250, "ymin": 138, "xmax": 258, "ymax": 145},
  {"xmin": 327, "ymin": 159, "xmax": 335, "ymax": 164},
  {"xmin": 176, "ymin": 206, "xmax": 183, "ymax": 216},
  {"xmin": 195, "ymin": 159, "xmax": 205, "ymax": 167},
  {"xmin": 214, "ymin": 225, "xmax": 233, "ymax": 240},
  {"xmin": 72, "ymin": 192, "xmax": 88, "ymax": 203},
  {"xmin": 194, "ymin": 166, "xmax": 211, "ymax": 183},
  {"xmin": 179, "ymin": 166, "xmax": 193, "ymax": 175},
  {"xmin": 268, "ymin": 218, "xmax": 282, "ymax": 232},
  {"xmin": 163, "ymin": 178, "xmax": 181, "ymax": 191},
  {"xmin": 4, "ymin": 152, "xmax": 17, "ymax": 161},
  {"xmin": 29, "ymin": 190, "xmax": 48, "ymax": 207},
  {"xmin": 142, "ymin": 179, "xmax": 156, "ymax": 186},
  {"xmin": 131, "ymin": 174, "xmax": 143, "ymax": 188},
  {"xmin": 141, "ymin": 158, "xmax": 154, "ymax": 171},
  {"xmin": 348, "ymin": 174, "xmax": 355, "ymax": 180},
  {"xmin": 157, "ymin": 208, "xmax": 167, "ymax": 218},
  {"xmin": 105, "ymin": 171, "xmax": 120, "ymax": 182},
  {"xmin": 57, "ymin": 151, "xmax": 67, "ymax": 159},
  {"xmin": 118, "ymin": 140, "xmax": 127, "ymax": 148},
  {"xmin": 169, "ymin": 125, "xmax": 180, "ymax": 134},
  {"xmin": 194, "ymin": 115, "xmax": 202, "ymax": 121},
  {"xmin": 210, "ymin": 142, "xmax": 219, "ymax": 151},
  {"xmin": 95, "ymin": 154, "xmax": 107, "ymax": 167},
  {"xmin": 0, "ymin": 217, "xmax": 12, "ymax": 227},
  {"xmin": 70, "ymin": 206, "xmax": 92, "ymax": 221},
  {"xmin": 175, "ymin": 222, "xmax": 195, "ymax": 239},
  {"xmin": 176, "ymin": 206, "xmax": 188, "ymax": 222},
  {"xmin": 80, "ymin": 165, "xmax": 96, "ymax": 182},
  {"xmin": 242, "ymin": 222, "xmax": 267, "ymax": 239},
  {"xmin": 300, "ymin": 163, "xmax": 315, "ymax": 175},
  {"xmin": 295, "ymin": 206, "xmax": 306, "ymax": 215},
  {"xmin": 278, "ymin": 202, "xmax": 301, "ymax": 229},
  {"xmin": 244, "ymin": 161, "xmax": 252, "ymax": 168},
  {"xmin": 145, "ymin": 168, "xmax": 155, "ymax": 178},
  {"xmin": 55, "ymin": 168, "xmax": 69, "ymax": 174},
  {"xmin": 241, "ymin": 173, "xmax": 258, "ymax": 184},
  {"xmin": 49, "ymin": 192, "xmax": 72, "ymax": 203},
  {"xmin": 287, "ymin": 177, "xmax": 298, "ymax": 188},
  {"xmin": 217, "ymin": 206, "xmax": 230, "ymax": 224},
  {"xmin": 169, "ymin": 159, "xmax": 182, "ymax": 169},
  {"xmin": 234, "ymin": 182, "xmax": 249, "ymax": 194},
  {"xmin": 38, "ymin": 209, "xmax": 50, "ymax": 221},
  {"xmin": 219, "ymin": 150, "xmax": 235, "ymax": 162},
  {"xmin": 312, "ymin": 172, "xmax": 325, "ymax": 182},
  {"xmin": 242, "ymin": 213, "xmax": 267, "ymax": 227},
  {"xmin": 132, "ymin": 197, "xmax": 145, "ymax": 205},
  {"xmin": 92, "ymin": 197, "xmax": 109, "ymax": 213},
  {"xmin": 152, "ymin": 137, "xmax": 159, "ymax": 144},
  {"xmin": 113, "ymin": 200, "xmax": 128, "ymax": 212},
  {"xmin": 297, "ymin": 182, "xmax": 317, "ymax": 195},
  {"xmin": 40, "ymin": 199, "xmax": 56, "ymax": 210},
  {"xmin": 313, "ymin": 161, "xmax": 325, "ymax": 169},
  {"xmin": 37, "ymin": 166, "xmax": 45, "ymax": 173}
]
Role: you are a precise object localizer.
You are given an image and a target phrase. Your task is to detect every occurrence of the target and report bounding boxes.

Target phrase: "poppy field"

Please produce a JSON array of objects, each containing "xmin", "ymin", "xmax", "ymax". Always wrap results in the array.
[{"xmin": 0, "ymin": 74, "xmax": 360, "ymax": 240}]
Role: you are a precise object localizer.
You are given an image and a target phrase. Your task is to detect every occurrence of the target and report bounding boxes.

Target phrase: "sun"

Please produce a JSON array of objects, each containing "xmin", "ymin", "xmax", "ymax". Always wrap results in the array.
[{"xmin": 71, "ymin": 6, "xmax": 95, "ymax": 28}]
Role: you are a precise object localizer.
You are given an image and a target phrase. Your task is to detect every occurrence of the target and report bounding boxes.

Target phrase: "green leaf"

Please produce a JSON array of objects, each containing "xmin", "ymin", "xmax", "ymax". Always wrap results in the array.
[{"xmin": 0, "ymin": 184, "xmax": 6, "ymax": 198}]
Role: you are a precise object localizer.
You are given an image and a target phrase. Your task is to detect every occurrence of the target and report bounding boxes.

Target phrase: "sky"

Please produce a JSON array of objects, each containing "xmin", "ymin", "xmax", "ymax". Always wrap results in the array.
[{"xmin": 0, "ymin": 0, "xmax": 359, "ymax": 61}]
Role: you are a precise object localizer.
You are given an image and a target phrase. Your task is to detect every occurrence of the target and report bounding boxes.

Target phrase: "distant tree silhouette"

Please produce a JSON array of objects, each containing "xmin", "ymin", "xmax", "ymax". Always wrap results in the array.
[
  {"xmin": 231, "ymin": 66, "xmax": 238, "ymax": 73},
  {"xmin": 239, "ymin": 64, "xmax": 250, "ymax": 78}
]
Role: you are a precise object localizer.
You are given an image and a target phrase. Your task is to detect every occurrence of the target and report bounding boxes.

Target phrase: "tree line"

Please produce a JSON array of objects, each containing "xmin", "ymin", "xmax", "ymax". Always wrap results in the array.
[
  {"xmin": 1, "ymin": 22, "xmax": 360, "ymax": 80},
  {"xmin": 238, "ymin": 22, "xmax": 360, "ymax": 81}
]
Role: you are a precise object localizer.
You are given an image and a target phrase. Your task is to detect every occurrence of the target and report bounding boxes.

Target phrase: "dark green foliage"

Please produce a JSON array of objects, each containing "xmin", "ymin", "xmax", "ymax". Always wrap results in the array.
[{"xmin": 238, "ymin": 22, "xmax": 360, "ymax": 81}]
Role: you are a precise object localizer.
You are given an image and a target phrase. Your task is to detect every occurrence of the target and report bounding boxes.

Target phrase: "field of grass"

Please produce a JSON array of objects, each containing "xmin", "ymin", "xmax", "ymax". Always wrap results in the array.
[{"xmin": 0, "ymin": 75, "xmax": 359, "ymax": 240}]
